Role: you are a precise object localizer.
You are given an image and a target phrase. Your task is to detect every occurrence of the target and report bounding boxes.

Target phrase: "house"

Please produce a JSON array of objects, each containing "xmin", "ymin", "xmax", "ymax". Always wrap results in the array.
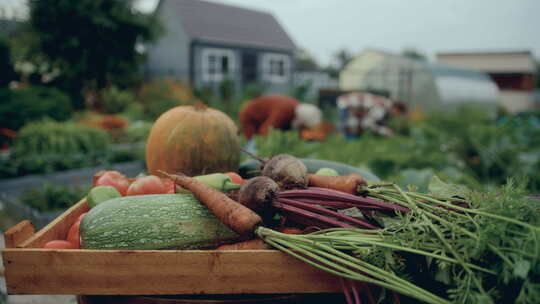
[
  {"xmin": 339, "ymin": 49, "xmax": 500, "ymax": 112},
  {"xmin": 436, "ymin": 50, "xmax": 537, "ymax": 113},
  {"xmin": 145, "ymin": 0, "xmax": 296, "ymax": 95}
]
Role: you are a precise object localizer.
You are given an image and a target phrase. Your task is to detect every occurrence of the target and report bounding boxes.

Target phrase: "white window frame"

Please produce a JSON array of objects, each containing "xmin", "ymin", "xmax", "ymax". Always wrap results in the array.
[
  {"xmin": 201, "ymin": 48, "xmax": 236, "ymax": 82},
  {"xmin": 262, "ymin": 53, "xmax": 290, "ymax": 83}
]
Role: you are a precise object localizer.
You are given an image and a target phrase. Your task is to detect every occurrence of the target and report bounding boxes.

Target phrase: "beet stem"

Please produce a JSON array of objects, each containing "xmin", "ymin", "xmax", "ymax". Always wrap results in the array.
[
  {"xmin": 341, "ymin": 277, "xmax": 354, "ymax": 304},
  {"xmin": 351, "ymin": 280, "xmax": 362, "ymax": 304},
  {"xmin": 272, "ymin": 201, "xmax": 354, "ymax": 228},
  {"xmin": 279, "ymin": 188, "xmax": 410, "ymax": 213},
  {"xmin": 293, "ymin": 197, "xmax": 385, "ymax": 210},
  {"xmin": 278, "ymin": 198, "xmax": 378, "ymax": 230}
]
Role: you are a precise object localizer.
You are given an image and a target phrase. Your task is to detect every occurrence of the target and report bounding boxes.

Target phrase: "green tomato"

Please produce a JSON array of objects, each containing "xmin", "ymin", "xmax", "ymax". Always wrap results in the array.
[
  {"xmin": 87, "ymin": 185, "xmax": 121, "ymax": 209},
  {"xmin": 315, "ymin": 167, "xmax": 339, "ymax": 176}
]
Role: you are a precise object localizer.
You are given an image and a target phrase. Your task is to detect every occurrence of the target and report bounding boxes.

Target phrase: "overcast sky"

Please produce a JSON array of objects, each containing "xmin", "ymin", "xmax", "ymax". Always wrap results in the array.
[
  {"xmin": 7, "ymin": 0, "xmax": 540, "ymax": 66},
  {"xmin": 135, "ymin": 0, "xmax": 540, "ymax": 66}
]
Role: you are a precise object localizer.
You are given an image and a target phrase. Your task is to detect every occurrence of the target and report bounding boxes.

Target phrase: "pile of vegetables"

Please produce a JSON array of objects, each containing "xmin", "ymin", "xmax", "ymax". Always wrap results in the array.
[
  {"xmin": 44, "ymin": 169, "xmax": 245, "ymax": 249},
  {"xmin": 166, "ymin": 153, "xmax": 539, "ymax": 304},
  {"xmin": 41, "ymin": 104, "xmax": 538, "ymax": 303}
]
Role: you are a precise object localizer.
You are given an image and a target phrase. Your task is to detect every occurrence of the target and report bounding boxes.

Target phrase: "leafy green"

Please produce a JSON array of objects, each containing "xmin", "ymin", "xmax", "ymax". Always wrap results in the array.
[{"xmin": 258, "ymin": 179, "xmax": 540, "ymax": 304}]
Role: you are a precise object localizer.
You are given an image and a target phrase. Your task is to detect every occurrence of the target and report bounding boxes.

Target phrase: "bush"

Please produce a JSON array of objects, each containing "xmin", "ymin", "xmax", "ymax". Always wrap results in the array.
[
  {"xmin": 138, "ymin": 79, "xmax": 196, "ymax": 120},
  {"xmin": 0, "ymin": 119, "xmax": 146, "ymax": 178},
  {"xmin": 0, "ymin": 86, "xmax": 72, "ymax": 130},
  {"xmin": 123, "ymin": 120, "xmax": 153, "ymax": 143},
  {"xmin": 12, "ymin": 119, "xmax": 110, "ymax": 157},
  {"xmin": 102, "ymin": 86, "xmax": 135, "ymax": 114},
  {"xmin": 20, "ymin": 183, "xmax": 89, "ymax": 212},
  {"xmin": 0, "ymin": 39, "xmax": 17, "ymax": 88}
]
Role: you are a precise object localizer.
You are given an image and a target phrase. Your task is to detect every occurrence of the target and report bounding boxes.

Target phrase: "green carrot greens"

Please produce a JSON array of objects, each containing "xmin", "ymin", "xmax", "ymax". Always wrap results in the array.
[{"xmin": 257, "ymin": 176, "xmax": 540, "ymax": 304}]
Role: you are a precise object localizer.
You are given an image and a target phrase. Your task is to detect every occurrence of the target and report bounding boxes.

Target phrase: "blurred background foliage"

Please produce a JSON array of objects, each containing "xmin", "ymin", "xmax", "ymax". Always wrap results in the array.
[{"xmin": 253, "ymin": 106, "xmax": 540, "ymax": 193}]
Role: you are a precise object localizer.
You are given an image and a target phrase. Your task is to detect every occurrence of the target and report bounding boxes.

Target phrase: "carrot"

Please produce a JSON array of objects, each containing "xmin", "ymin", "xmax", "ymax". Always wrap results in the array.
[
  {"xmin": 161, "ymin": 171, "xmax": 262, "ymax": 236},
  {"xmin": 307, "ymin": 173, "xmax": 366, "ymax": 194},
  {"xmin": 216, "ymin": 238, "xmax": 270, "ymax": 250},
  {"xmin": 279, "ymin": 227, "xmax": 303, "ymax": 234}
]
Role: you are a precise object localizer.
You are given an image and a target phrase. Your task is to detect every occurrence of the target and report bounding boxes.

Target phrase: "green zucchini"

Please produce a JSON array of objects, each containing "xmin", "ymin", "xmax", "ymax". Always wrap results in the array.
[
  {"xmin": 239, "ymin": 158, "xmax": 380, "ymax": 182},
  {"xmin": 80, "ymin": 194, "xmax": 239, "ymax": 250}
]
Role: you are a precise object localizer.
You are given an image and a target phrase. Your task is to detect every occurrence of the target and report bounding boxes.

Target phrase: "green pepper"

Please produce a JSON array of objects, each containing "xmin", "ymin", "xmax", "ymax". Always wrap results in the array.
[{"xmin": 177, "ymin": 173, "xmax": 241, "ymax": 193}]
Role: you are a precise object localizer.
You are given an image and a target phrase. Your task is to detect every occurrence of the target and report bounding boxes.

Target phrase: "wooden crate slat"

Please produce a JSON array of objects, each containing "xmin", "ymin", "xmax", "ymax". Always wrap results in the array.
[
  {"xmin": 4, "ymin": 220, "xmax": 35, "ymax": 248},
  {"xmin": 19, "ymin": 199, "xmax": 89, "ymax": 248},
  {"xmin": 3, "ymin": 249, "xmax": 341, "ymax": 295}
]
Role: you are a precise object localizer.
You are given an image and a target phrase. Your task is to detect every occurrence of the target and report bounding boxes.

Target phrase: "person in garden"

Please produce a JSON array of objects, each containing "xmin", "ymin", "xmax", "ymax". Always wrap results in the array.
[
  {"xmin": 337, "ymin": 92, "xmax": 406, "ymax": 138},
  {"xmin": 239, "ymin": 95, "xmax": 323, "ymax": 140}
]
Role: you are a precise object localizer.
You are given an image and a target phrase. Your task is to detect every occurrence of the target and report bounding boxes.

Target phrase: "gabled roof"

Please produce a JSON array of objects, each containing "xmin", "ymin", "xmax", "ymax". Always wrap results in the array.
[
  {"xmin": 436, "ymin": 50, "xmax": 536, "ymax": 73},
  {"xmin": 160, "ymin": 0, "xmax": 295, "ymax": 51}
]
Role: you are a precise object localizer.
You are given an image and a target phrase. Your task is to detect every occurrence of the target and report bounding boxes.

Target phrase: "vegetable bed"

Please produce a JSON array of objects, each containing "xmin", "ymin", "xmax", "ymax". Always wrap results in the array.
[{"xmin": 2, "ymin": 198, "xmax": 341, "ymax": 295}]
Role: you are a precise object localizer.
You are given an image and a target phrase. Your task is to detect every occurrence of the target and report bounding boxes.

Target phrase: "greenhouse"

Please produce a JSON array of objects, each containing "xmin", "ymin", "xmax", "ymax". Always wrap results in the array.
[{"xmin": 339, "ymin": 49, "xmax": 501, "ymax": 112}]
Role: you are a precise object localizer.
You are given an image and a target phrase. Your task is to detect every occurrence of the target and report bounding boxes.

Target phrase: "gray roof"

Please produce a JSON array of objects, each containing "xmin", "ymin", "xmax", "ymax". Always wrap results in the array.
[{"xmin": 161, "ymin": 0, "xmax": 295, "ymax": 51}]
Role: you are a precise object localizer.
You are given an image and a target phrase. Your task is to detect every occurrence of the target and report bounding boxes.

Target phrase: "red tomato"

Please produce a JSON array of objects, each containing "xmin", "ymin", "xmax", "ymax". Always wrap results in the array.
[
  {"xmin": 161, "ymin": 178, "xmax": 176, "ymax": 194},
  {"xmin": 225, "ymin": 172, "xmax": 244, "ymax": 185},
  {"xmin": 67, "ymin": 221, "xmax": 81, "ymax": 248},
  {"xmin": 126, "ymin": 175, "xmax": 168, "ymax": 196},
  {"xmin": 92, "ymin": 170, "xmax": 107, "ymax": 186},
  {"xmin": 95, "ymin": 171, "xmax": 130, "ymax": 196},
  {"xmin": 44, "ymin": 240, "xmax": 78, "ymax": 249},
  {"xmin": 77, "ymin": 212, "xmax": 87, "ymax": 223}
]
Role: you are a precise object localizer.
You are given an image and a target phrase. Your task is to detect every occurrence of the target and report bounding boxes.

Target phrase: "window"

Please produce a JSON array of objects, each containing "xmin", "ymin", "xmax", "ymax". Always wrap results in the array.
[
  {"xmin": 201, "ymin": 48, "xmax": 235, "ymax": 82},
  {"xmin": 262, "ymin": 53, "xmax": 290, "ymax": 83}
]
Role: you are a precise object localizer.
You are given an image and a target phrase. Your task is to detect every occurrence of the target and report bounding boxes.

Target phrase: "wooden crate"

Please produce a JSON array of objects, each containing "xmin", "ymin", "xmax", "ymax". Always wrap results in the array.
[{"xmin": 2, "ymin": 199, "xmax": 341, "ymax": 295}]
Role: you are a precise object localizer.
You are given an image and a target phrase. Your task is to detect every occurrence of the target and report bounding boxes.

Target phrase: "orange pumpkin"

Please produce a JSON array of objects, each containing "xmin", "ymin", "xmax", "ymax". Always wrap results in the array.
[{"xmin": 146, "ymin": 105, "xmax": 240, "ymax": 176}]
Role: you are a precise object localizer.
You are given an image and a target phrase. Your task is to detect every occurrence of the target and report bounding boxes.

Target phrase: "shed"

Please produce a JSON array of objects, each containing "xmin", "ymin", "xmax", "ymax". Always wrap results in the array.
[
  {"xmin": 339, "ymin": 49, "xmax": 500, "ymax": 112},
  {"xmin": 437, "ymin": 50, "xmax": 537, "ymax": 113}
]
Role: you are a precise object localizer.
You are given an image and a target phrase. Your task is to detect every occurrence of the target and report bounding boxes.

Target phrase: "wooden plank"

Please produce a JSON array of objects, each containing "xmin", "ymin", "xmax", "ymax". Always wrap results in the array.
[
  {"xmin": 19, "ymin": 199, "xmax": 89, "ymax": 248},
  {"xmin": 2, "ymin": 249, "xmax": 341, "ymax": 295},
  {"xmin": 4, "ymin": 220, "xmax": 35, "ymax": 248}
]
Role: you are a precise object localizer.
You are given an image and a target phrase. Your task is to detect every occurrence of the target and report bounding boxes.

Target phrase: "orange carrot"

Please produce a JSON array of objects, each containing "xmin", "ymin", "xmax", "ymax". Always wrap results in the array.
[
  {"xmin": 161, "ymin": 171, "xmax": 262, "ymax": 236},
  {"xmin": 216, "ymin": 238, "xmax": 270, "ymax": 250},
  {"xmin": 307, "ymin": 173, "xmax": 366, "ymax": 195},
  {"xmin": 279, "ymin": 227, "xmax": 303, "ymax": 234}
]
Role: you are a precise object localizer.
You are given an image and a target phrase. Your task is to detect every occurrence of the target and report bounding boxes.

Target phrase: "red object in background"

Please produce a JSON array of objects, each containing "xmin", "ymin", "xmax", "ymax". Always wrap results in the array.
[
  {"xmin": 239, "ymin": 95, "xmax": 299, "ymax": 139},
  {"xmin": 0, "ymin": 128, "xmax": 17, "ymax": 151}
]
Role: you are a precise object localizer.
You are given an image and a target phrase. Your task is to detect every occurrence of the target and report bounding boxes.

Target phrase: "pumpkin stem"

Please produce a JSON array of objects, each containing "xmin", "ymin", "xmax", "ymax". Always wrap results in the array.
[
  {"xmin": 194, "ymin": 100, "xmax": 208, "ymax": 111},
  {"xmin": 241, "ymin": 148, "xmax": 267, "ymax": 165}
]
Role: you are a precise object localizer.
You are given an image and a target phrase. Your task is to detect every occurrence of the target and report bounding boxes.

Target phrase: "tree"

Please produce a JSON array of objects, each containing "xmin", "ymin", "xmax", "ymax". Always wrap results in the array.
[
  {"xmin": 402, "ymin": 48, "xmax": 427, "ymax": 61},
  {"xmin": 324, "ymin": 48, "xmax": 353, "ymax": 78},
  {"xmin": 334, "ymin": 48, "xmax": 353, "ymax": 70},
  {"xmin": 295, "ymin": 48, "xmax": 319, "ymax": 71},
  {"xmin": 0, "ymin": 39, "xmax": 17, "ymax": 87},
  {"xmin": 536, "ymin": 60, "xmax": 540, "ymax": 88},
  {"xmin": 29, "ymin": 0, "xmax": 161, "ymax": 109}
]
